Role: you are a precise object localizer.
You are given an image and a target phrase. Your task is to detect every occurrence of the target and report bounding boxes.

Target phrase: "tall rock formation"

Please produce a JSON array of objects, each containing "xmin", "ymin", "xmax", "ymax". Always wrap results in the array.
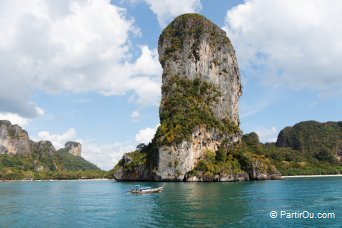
[
  {"xmin": 154, "ymin": 14, "xmax": 242, "ymax": 180},
  {"xmin": 65, "ymin": 141, "xmax": 82, "ymax": 156},
  {"xmin": 114, "ymin": 14, "xmax": 243, "ymax": 181},
  {"xmin": 0, "ymin": 120, "xmax": 31, "ymax": 155}
]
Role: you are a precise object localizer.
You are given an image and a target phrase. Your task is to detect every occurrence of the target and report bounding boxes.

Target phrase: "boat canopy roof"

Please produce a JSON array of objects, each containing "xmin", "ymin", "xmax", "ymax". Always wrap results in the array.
[
  {"xmin": 140, "ymin": 187, "xmax": 151, "ymax": 190},
  {"xmin": 132, "ymin": 185, "xmax": 151, "ymax": 190}
]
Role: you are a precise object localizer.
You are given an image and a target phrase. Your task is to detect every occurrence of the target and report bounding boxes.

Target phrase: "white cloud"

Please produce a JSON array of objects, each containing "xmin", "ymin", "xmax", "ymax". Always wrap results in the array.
[
  {"xmin": 132, "ymin": 46, "xmax": 161, "ymax": 76},
  {"xmin": 81, "ymin": 141, "xmax": 134, "ymax": 171},
  {"xmin": 131, "ymin": 111, "xmax": 140, "ymax": 119},
  {"xmin": 0, "ymin": 113, "xmax": 31, "ymax": 127},
  {"xmin": 224, "ymin": 0, "xmax": 342, "ymax": 95},
  {"xmin": 36, "ymin": 128, "xmax": 76, "ymax": 149},
  {"xmin": 35, "ymin": 107, "xmax": 45, "ymax": 116},
  {"xmin": 0, "ymin": 0, "xmax": 162, "ymax": 118},
  {"xmin": 255, "ymin": 127, "xmax": 278, "ymax": 143},
  {"xmin": 32, "ymin": 124, "xmax": 162, "ymax": 170},
  {"xmin": 135, "ymin": 125, "xmax": 159, "ymax": 144},
  {"xmin": 0, "ymin": 106, "xmax": 44, "ymax": 127},
  {"xmin": 143, "ymin": 0, "xmax": 202, "ymax": 27},
  {"xmin": 33, "ymin": 127, "xmax": 134, "ymax": 170}
]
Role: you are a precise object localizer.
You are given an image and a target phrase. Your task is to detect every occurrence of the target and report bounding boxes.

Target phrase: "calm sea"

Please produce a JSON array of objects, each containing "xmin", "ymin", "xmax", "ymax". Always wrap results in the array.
[{"xmin": 0, "ymin": 177, "xmax": 341, "ymax": 227}]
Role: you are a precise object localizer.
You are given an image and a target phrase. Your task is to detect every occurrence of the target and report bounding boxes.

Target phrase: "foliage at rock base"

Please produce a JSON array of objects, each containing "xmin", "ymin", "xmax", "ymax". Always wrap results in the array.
[{"xmin": 187, "ymin": 142, "xmax": 280, "ymax": 181}]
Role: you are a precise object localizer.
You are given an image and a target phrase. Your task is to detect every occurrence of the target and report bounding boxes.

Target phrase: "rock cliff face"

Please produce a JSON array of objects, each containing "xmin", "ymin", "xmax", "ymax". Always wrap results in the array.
[
  {"xmin": 31, "ymin": 140, "xmax": 56, "ymax": 156},
  {"xmin": 158, "ymin": 14, "xmax": 242, "ymax": 125},
  {"xmin": 157, "ymin": 127, "xmax": 222, "ymax": 180},
  {"xmin": 65, "ymin": 141, "xmax": 82, "ymax": 156},
  {"xmin": 0, "ymin": 120, "xmax": 31, "ymax": 155}
]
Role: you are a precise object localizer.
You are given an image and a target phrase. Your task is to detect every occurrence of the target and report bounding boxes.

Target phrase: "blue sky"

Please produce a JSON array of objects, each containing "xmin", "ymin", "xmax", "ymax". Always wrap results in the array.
[{"xmin": 0, "ymin": 0, "xmax": 341, "ymax": 170}]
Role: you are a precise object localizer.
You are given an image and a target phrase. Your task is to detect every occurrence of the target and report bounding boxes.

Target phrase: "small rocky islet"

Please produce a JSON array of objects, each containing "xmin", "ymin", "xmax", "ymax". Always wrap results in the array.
[{"xmin": 113, "ymin": 13, "xmax": 279, "ymax": 181}]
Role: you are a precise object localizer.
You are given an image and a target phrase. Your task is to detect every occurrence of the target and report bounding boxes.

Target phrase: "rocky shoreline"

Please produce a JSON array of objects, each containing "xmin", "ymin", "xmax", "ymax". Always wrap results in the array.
[{"xmin": 2, "ymin": 174, "xmax": 341, "ymax": 182}]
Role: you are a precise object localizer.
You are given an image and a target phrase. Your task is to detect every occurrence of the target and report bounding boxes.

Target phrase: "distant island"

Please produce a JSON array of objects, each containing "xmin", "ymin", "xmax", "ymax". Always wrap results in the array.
[
  {"xmin": 0, "ymin": 120, "xmax": 107, "ymax": 180},
  {"xmin": 112, "ymin": 14, "xmax": 342, "ymax": 182}
]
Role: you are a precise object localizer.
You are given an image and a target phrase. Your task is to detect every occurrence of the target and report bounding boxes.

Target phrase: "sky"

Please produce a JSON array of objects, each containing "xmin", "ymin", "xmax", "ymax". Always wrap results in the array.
[{"xmin": 0, "ymin": 0, "xmax": 341, "ymax": 170}]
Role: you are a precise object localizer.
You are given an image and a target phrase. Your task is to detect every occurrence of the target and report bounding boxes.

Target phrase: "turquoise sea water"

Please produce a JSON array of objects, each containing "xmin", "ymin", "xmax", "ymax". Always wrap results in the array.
[{"xmin": 0, "ymin": 177, "xmax": 341, "ymax": 227}]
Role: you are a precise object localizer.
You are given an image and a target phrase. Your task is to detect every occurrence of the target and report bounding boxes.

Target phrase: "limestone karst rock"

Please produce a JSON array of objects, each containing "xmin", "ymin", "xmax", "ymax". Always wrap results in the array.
[
  {"xmin": 154, "ymin": 14, "xmax": 242, "ymax": 180},
  {"xmin": 65, "ymin": 141, "xmax": 82, "ymax": 156},
  {"xmin": 158, "ymin": 14, "xmax": 242, "ymax": 126},
  {"xmin": 31, "ymin": 140, "xmax": 56, "ymax": 156},
  {"xmin": 0, "ymin": 120, "xmax": 31, "ymax": 155}
]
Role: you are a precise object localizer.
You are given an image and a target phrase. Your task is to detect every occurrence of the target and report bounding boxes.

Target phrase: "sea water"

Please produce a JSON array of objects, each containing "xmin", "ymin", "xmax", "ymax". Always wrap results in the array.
[{"xmin": 0, "ymin": 177, "xmax": 341, "ymax": 227}]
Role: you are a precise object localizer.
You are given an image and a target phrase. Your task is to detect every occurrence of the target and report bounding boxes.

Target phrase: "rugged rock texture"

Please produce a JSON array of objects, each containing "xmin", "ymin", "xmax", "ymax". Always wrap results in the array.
[
  {"xmin": 158, "ymin": 13, "xmax": 242, "ymax": 125},
  {"xmin": 0, "ymin": 120, "xmax": 31, "ymax": 155},
  {"xmin": 31, "ymin": 140, "xmax": 56, "ymax": 156},
  {"xmin": 113, "ymin": 153, "xmax": 154, "ymax": 181},
  {"xmin": 65, "ymin": 141, "xmax": 81, "ymax": 156},
  {"xmin": 157, "ymin": 127, "xmax": 240, "ymax": 181},
  {"xmin": 246, "ymin": 157, "xmax": 281, "ymax": 180}
]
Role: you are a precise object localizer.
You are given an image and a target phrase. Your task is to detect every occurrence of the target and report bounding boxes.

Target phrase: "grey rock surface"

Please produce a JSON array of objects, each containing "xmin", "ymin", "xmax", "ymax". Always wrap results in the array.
[
  {"xmin": 0, "ymin": 120, "xmax": 31, "ymax": 155},
  {"xmin": 65, "ymin": 141, "xmax": 82, "ymax": 156}
]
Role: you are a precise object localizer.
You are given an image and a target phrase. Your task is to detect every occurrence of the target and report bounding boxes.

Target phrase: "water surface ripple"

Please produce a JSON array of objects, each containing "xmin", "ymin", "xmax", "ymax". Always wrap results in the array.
[{"xmin": 0, "ymin": 177, "xmax": 341, "ymax": 227}]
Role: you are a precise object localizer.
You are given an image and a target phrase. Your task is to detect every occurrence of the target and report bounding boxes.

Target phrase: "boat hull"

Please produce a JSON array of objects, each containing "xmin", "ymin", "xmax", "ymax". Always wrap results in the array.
[{"xmin": 130, "ymin": 186, "xmax": 164, "ymax": 194}]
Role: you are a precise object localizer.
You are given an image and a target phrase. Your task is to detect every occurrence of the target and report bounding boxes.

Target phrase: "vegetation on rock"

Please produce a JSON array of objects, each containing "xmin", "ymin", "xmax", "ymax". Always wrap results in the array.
[
  {"xmin": 155, "ymin": 76, "xmax": 240, "ymax": 146},
  {"xmin": 159, "ymin": 13, "xmax": 231, "ymax": 66},
  {"xmin": 0, "ymin": 149, "xmax": 105, "ymax": 180},
  {"xmin": 276, "ymin": 121, "xmax": 341, "ymax": 163},
  {"xmin": 184, "ymin": 121, "xmax": 342, "ymax": 179},
  {"xmin": 239, "ymin": 123, "xmax": 342, "ymax": 176},
  {"xmin": 189, "ymin": 148, "xmax": 244, "ymax": 179}
]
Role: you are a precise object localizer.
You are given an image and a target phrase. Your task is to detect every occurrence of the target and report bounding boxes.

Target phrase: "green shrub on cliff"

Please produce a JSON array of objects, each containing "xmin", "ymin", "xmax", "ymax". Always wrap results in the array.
[
  {"xmin": 191, "ymin": 148, "xmax": 243, "ymax": 178},
  {"xmin": 122, "ymin": 150, "xmax": 147, "ymax": 170},
  {"xmin": 155, "ymin": 76, "xmax": 240, "ymax": 146}
]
